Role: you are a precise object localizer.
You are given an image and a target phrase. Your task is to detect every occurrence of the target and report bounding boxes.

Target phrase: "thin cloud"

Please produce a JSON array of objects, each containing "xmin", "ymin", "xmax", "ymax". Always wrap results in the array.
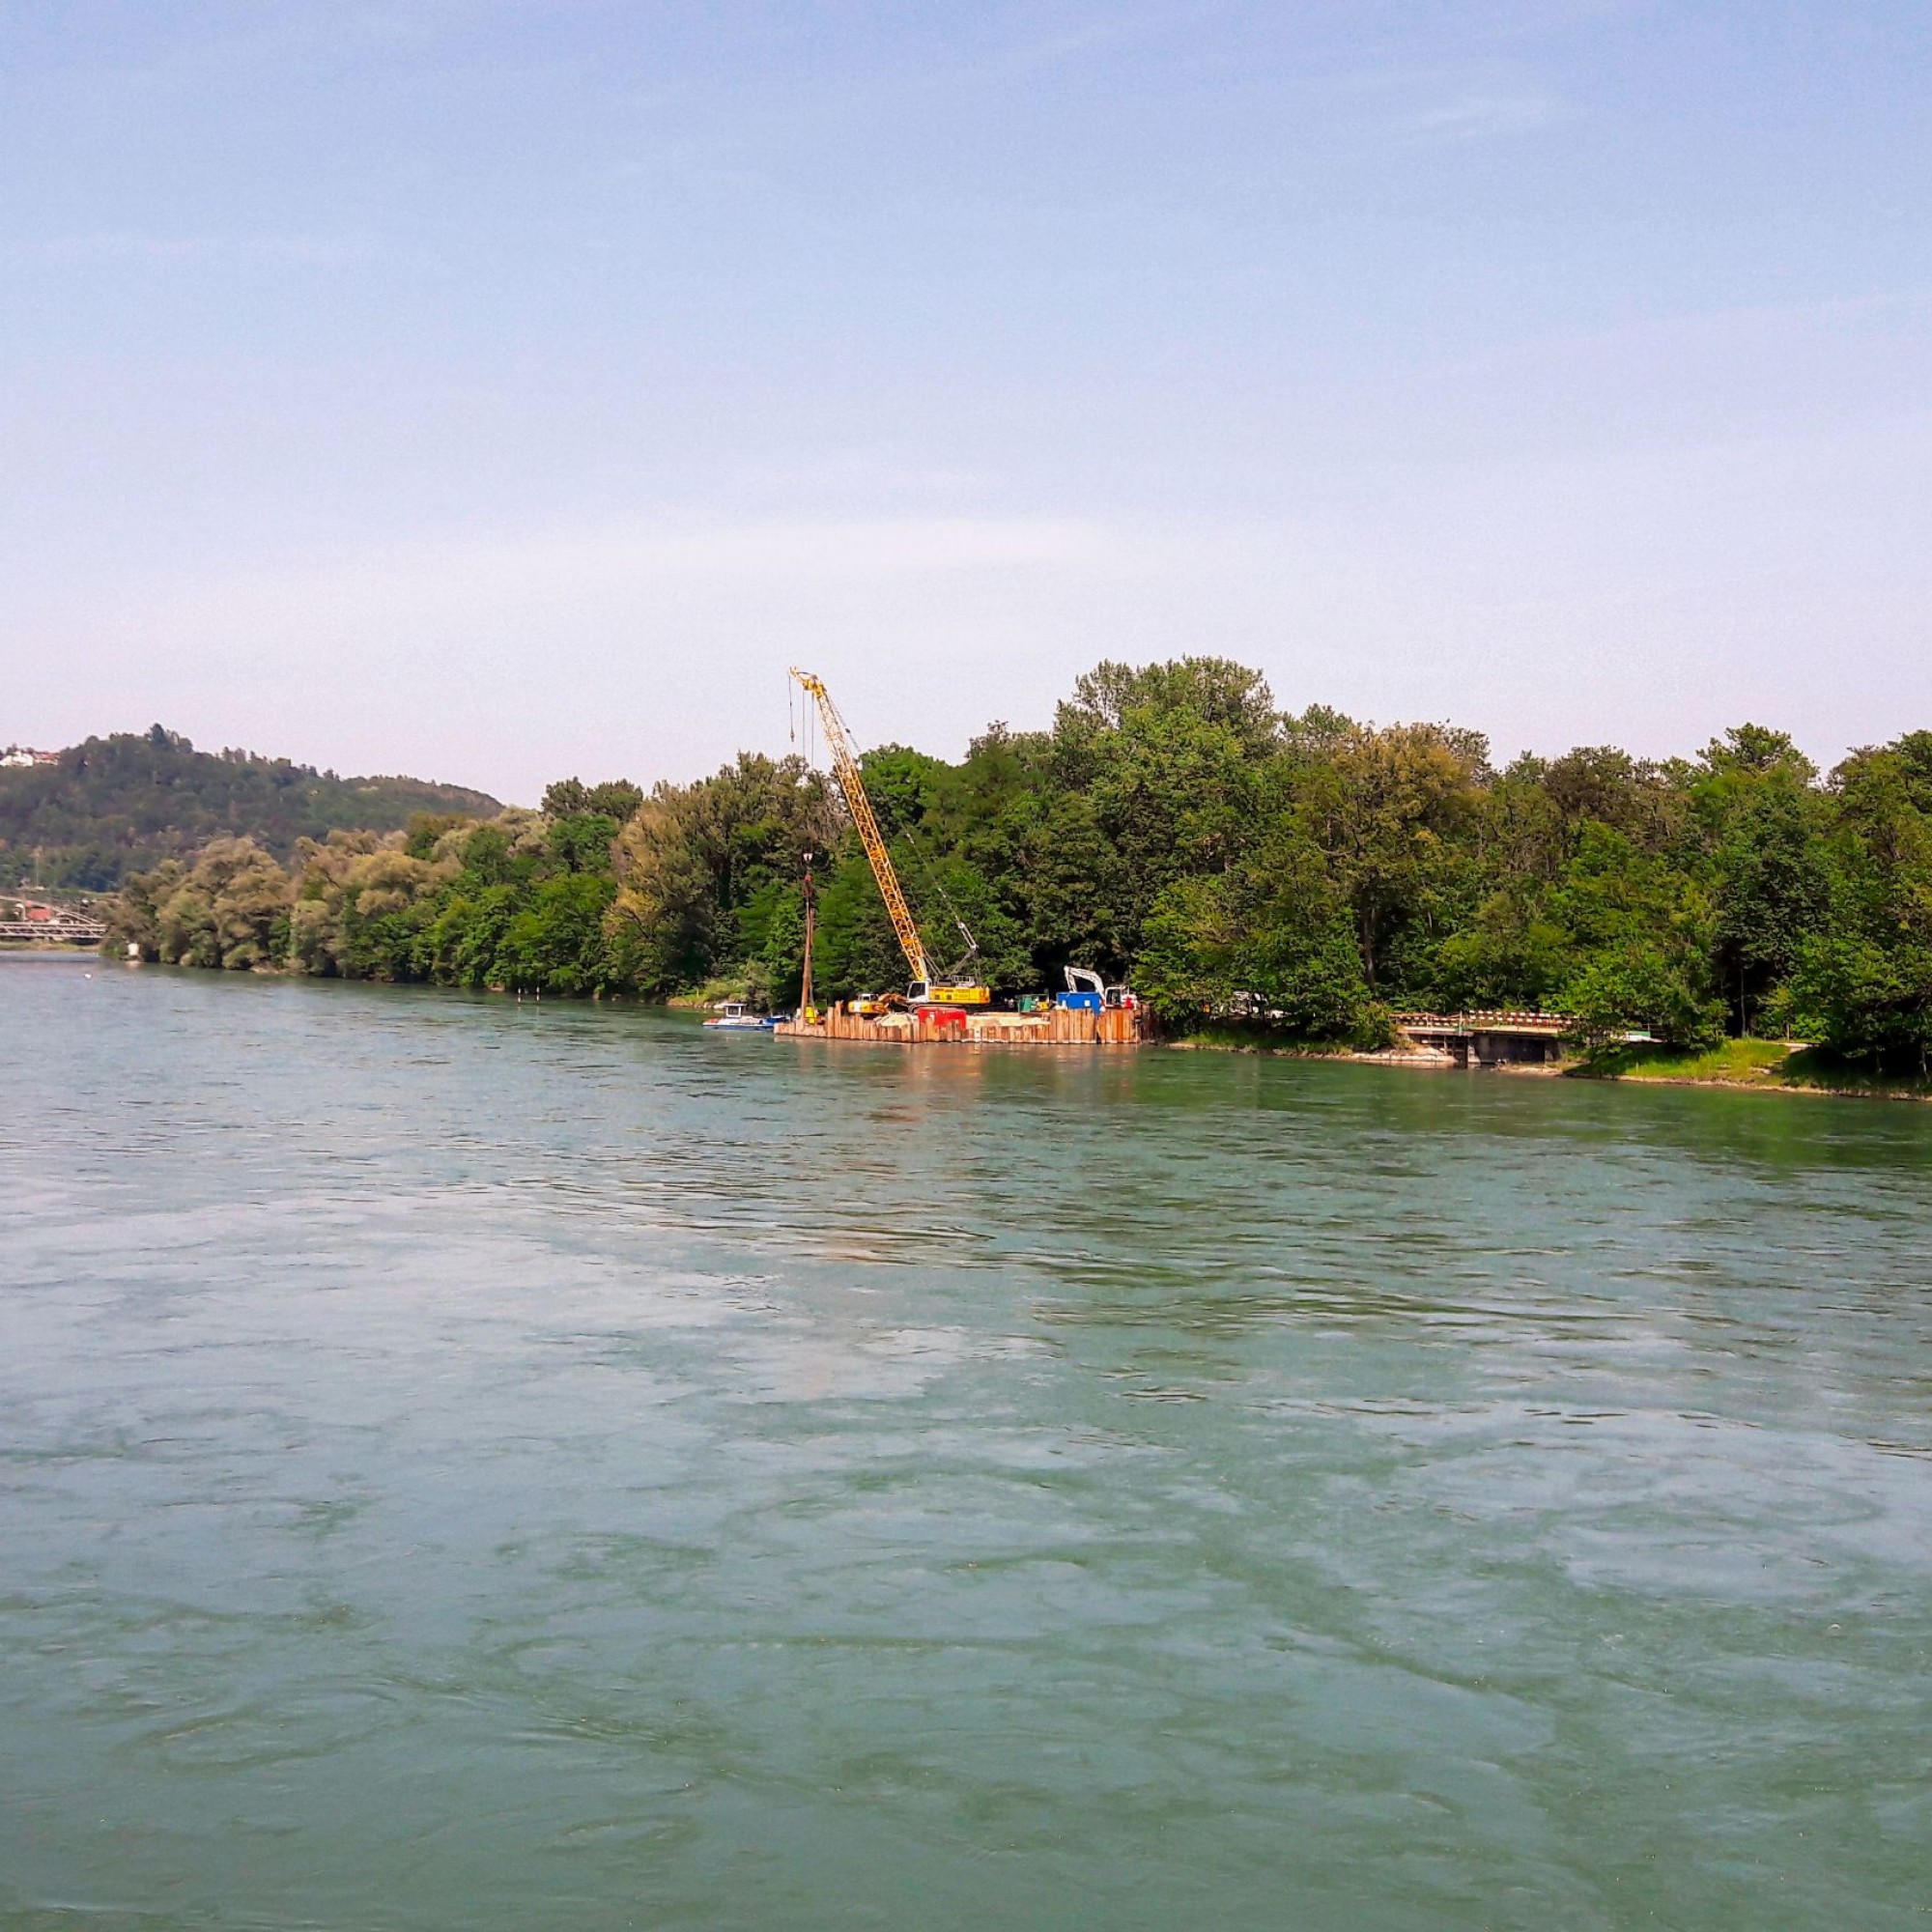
[
  {"xmin": 134, "ymin": 510, "xmax": 1143, "ymax": 639},
  {"xmin": 36, "ymin": 230, "xmax": 366, "ymax": 264},
  {"xmin": 1396, "ymin": 88, "xmax": 1566, "ymax": 141},
  {"xmin": 1319, "ymin": 52, "xmax": 1570, "ymax": 146}
]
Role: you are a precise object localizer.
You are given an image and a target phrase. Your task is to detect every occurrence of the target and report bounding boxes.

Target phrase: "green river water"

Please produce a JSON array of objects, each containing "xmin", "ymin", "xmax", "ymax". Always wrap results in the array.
[{"xmin": 3, "ymin": 958, "xmax": 1929, "ymax": 1929}]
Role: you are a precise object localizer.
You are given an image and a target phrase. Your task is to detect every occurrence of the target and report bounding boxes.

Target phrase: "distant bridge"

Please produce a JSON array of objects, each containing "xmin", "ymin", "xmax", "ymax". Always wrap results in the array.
[
  {"xmin": 0, "ymin": 918, "xmax": 105, "ymax": 944},
  {"xmin": 1391, "ymin": 1010, "xmax": 1571, "ymax": 1066}
]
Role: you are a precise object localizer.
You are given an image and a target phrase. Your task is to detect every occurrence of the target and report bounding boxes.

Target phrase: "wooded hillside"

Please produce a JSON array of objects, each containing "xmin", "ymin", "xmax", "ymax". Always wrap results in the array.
[{"xmin": 0, "ymin": 726, "xmax": 501, "ymax": 888}]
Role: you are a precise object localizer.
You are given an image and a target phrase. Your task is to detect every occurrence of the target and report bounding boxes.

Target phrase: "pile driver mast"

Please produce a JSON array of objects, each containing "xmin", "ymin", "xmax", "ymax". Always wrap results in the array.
[{"xmin": 788, "ymin": 668, "xmax": 989, "ymax": 1006}]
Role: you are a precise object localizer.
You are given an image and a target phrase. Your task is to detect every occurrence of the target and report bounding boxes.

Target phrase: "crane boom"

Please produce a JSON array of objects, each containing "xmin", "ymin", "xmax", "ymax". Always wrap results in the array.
[{"xmin": 789, "ymin": 668, "xmax": 934, "ymax": 984}]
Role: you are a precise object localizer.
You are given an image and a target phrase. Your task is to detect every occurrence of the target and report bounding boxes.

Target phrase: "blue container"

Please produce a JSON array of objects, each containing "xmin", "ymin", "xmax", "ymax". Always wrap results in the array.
[{"xmin": 1057, "ymin": 991, "xmax": 1103, "ymax": 1011}]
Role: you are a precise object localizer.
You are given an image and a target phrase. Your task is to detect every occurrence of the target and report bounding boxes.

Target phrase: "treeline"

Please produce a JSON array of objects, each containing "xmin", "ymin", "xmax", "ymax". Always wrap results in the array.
[
  {"xmin": 0, "ymin": 724, "xmax": 502, "ymax": 889},
  {"xmin": 102, "ymin": 660, "xmax": 1932, "ymax": 1073}
]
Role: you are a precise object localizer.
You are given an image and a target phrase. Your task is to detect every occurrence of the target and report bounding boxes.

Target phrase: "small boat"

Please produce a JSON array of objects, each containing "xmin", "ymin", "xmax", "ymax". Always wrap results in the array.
[{"xmin": 702, "ymin": 1001, "xmax": 779, "ymax": 1031}]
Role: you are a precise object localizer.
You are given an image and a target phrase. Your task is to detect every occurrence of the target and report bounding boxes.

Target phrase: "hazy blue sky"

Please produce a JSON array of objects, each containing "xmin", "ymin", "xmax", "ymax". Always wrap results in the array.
[{"xmin": 4, "ymin": 2, "xmax": 1928, "ymax": 801}]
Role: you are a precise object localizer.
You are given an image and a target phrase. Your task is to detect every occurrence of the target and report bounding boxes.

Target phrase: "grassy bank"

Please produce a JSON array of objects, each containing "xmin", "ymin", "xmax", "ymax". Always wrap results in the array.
[
  {"xmin": 1575, "ymin": 1037, "xmax": 1932, "ymax": 1101},
  {"xmin": 1172, "ymin": 1024, "xmax": 1932, "ymax": 1102}
]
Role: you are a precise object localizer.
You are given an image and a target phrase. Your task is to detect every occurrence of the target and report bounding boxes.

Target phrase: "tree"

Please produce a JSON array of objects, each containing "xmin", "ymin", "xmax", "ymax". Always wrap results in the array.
[
  {"xmin": 1783, "ymin": 739, "xmax": 1932, "ymax": 1070},
  {"xmin": 1711, "ymin": 779, "xmax": 1831, "ymax": 1035},
  {"xmin": 1, "ymin": 728, "xmax": 498, "ymax": 889},
  {"xmin": 810, "ymin": 847, "xmax": 911, "ymax": 998},
  {"xmin": 1007, "ymin": 790, "xmax": 1129, "ymax": 983},
  {"xmin": 1300, "ymin": 724, "xmax": 1485, "ymax": 991},
  {"xmin": 606, "ymin": 754, "xmax": 839, "ymax": 996},
  {"xmin": 1549, "ymin": 827, "xmax": 1720, "ymax": 1050},
  {"xmin": 497, "ymin": 875, "xmax": 619, "ymax": 995},
  {"xmin": 541, "ymin": 777, "xmax": 643, "ymax": 822},
  {"xmin": 288, "ymin": 833, "xmax": 450, "ymax": 980},
  {"xmin": 93, "ymin": 656, "xmax": 1921, "ymax": 1074},
  {"xmin": 147, "ymin": 838, "xmax": 292, "ymax": 969},
  {"xmin": 1562, "ymin": 946, "xmax": 1723, "ymax": 1054},
  {"xmin": 1045, "ymin": 658, "xmax": 1279, "ymax": 959},
  {"xmin": 548, "ymin": 812, "xmax": 621, "ymax": 876}
]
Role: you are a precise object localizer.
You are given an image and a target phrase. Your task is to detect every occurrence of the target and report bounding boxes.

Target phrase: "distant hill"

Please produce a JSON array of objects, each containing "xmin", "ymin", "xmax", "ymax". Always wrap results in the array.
[{"xmin": 0, "ymin": 726, "xmax": 503, "ymax": 890}]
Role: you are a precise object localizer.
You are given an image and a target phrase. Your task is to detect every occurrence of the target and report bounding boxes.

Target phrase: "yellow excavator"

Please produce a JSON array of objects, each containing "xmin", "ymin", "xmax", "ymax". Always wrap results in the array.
[{"xmin": 789, "ymin": 668, "xmax": 992, "ymax": 1008}]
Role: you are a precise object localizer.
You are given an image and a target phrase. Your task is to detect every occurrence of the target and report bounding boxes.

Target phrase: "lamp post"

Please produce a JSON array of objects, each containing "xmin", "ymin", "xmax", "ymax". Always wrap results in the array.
[{"xmin": 801, "ymin": 851, "xmax": 816, "ymax": 1017}]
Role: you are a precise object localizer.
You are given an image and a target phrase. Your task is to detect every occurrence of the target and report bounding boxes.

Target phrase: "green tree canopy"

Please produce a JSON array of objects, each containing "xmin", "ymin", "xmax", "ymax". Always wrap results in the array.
[{"xmin": 93, "ymin": 662, "xmax": 1926, "ymax": 1071}]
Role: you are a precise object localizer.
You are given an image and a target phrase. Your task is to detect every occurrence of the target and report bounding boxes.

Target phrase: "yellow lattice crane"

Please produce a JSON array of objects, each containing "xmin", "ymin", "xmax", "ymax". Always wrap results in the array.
[{"xmin": 789, "ymin": 668, "xmax": 991, "ymax": 1007}]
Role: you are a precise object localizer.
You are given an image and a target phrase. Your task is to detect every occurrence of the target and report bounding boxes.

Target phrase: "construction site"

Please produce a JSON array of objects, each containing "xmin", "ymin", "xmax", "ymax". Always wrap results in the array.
[
  {"xmin": 741, "ymin": 675, "xmax": 1563, "ymax": 1061},
  {"xmin": 770, "ymin": 669, "xmax": 1155, "ymax": 1050},
  {"xmin": 778, "ymin": 997, "xmax": 1150, "ymax": 1047}
]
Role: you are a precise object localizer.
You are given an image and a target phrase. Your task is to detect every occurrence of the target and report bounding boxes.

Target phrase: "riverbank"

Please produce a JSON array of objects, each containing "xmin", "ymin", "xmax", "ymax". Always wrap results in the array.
[
  {"xmin": 1166, "ymin": 1024, "xmax": 1932, "ymax": 1102},
  {"xmin": 1572, "ymin": 1037, "xmax": 1932, "ymax": 1102}
]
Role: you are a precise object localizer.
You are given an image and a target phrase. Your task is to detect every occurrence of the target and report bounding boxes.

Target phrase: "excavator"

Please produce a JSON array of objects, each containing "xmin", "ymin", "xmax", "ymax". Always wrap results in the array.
[
  {"xmin": 788, "ymin": 669, "xmax": 993, "ymax": 1009},
  {"xmin": 1063, "ymin": 964, "xmax": 1136, "ymax": 1011}
]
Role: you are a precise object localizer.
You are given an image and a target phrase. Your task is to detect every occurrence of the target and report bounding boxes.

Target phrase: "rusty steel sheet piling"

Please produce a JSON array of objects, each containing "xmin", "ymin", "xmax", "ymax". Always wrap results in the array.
[{"xmin": 775, "ymin": 1003, "xmax": 1150, "ymax": 1047}]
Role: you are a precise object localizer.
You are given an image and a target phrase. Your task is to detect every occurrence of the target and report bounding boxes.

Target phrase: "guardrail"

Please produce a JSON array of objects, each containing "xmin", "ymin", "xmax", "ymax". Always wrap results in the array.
[
  {"xmin": 1393, "ymin": 1009, "xmax": 1572, "ymax": 1032},
  {"xmin": 0, "ymin": 921, "xmax": 105, "ymax": 942}
]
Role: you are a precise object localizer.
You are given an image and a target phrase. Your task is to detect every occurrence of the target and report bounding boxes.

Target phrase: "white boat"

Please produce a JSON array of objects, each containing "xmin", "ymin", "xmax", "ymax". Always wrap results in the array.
[{"xmin": 702, "ymin": 1002, "xmax": 778, "ymax": 1031}]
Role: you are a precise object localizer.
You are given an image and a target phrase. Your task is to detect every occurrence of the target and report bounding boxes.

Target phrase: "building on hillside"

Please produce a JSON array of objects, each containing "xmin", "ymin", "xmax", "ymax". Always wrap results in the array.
[{"xmin": 1, "ymin": 747, "xmax": 60, "ymax": 767}]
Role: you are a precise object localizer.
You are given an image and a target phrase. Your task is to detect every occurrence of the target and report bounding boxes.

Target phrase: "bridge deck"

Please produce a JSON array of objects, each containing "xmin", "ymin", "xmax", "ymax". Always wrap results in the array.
[
  {"xmin": 1391, "ymin": 1011, "xmax": 1571, "ymax": 1065},
  {"xmin": 0, "ymin": 921, "xmax": 106, "ymax": 942}
]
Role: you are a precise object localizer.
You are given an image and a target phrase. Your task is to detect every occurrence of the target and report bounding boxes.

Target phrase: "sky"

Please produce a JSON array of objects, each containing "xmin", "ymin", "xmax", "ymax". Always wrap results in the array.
[{"xmin": 3, "ymin": 1, "xmax": 1928, "ymax": 804}]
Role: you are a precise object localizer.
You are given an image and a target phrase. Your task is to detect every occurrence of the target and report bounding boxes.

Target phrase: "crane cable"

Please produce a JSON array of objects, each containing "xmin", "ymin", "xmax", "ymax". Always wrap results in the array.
[
  {"xmin": 786, "ymin": 669, "xmax": 981, "ymax": 984},
  {"xmin": 864, "ymin": 772, "xmax": 980, "ymax": 980},
  {"xmin": 806, "ymin": 678, "xmax": 979, "ymax": 977}
]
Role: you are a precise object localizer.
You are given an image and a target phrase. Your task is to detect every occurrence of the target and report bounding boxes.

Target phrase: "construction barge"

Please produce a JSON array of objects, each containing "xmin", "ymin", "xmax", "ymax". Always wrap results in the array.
[
  {"xmin": 777, "ymin": 999, "xmax": 1151, "ymax": 1047},
  {"xmin": 775, "ymin": 668, "xmax": 1151, "ymax": 1050}
]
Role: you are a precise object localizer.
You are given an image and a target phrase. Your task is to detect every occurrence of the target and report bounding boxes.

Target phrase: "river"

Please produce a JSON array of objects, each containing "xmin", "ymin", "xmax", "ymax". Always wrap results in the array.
[{"xmin": 3, "ymin": 958, "xmax": 1929, "ymax": 1929}]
